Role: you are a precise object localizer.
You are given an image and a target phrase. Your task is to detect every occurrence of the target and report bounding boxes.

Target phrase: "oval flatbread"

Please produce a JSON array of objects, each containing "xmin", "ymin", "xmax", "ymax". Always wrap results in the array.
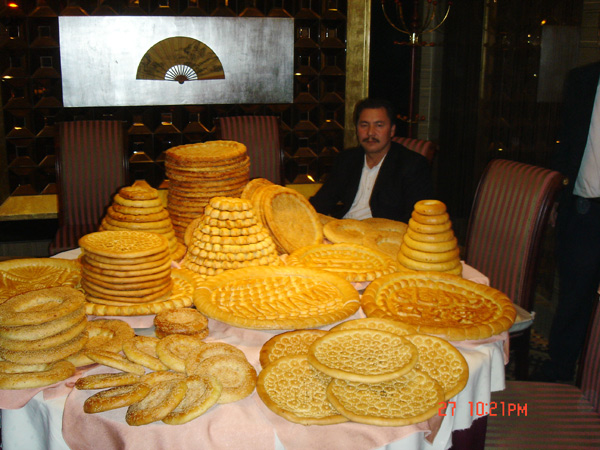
[
  {"xmin": 193, "ymin": 266, "xmax": 360, "ymax": 330},
  {"xmin": 286, "ymin": 243, "xmax": 399, "ymax": 283},
  {"xmin": 0, "ymin": 258, "xmax": 81, "ymax": 304},
  {"xmin": 360, "ymin": 271, "xmax": 516, "ymax": 340}
]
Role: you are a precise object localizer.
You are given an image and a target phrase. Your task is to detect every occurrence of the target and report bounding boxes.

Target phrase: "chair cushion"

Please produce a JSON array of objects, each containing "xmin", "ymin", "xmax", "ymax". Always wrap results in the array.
[{"xmin": 485, "ymin": 381, "xmax": 600, "ymax": 448}]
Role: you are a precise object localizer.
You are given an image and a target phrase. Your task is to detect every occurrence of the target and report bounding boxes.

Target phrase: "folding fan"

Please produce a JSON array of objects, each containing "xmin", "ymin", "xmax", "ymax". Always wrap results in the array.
[{"xmin": 136, "ymin": 36, "xmax": 225, "ymax": 84}]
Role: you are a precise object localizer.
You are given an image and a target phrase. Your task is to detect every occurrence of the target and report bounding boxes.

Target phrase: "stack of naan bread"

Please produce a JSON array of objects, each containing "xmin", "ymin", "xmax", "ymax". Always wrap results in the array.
[
  {"xmin": 78, "ymin": 230, "xmax": 196, "ymax": 316},
  {"xmin": 180, "ymin": 196, "xmax": 280, "ymax": 277},
  {"xmin": 165, "ymin": 141, "xmax": 250, "ymax": 243},
  {"xmin": 74, "ymin": 317, "xmax": 258, "ymax": 426},
  {"xmin": 99, "ymin": 181, "xmax": 185, "ymax": 262},
  {"xmin": 257, "ymin": 317, "xmax": 469, "ymax": 426},
  {"xmin": 397, "ymin": 200, "xmax": 462, "ymax": 276}
]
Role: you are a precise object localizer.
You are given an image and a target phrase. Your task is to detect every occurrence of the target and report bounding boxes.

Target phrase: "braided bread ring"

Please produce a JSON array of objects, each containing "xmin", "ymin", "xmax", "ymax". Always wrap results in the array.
[
  {"xmin": 403, "ymin": 233, "xmax": 458, "ymax": 253},
  {"xmin": 84, "ymin": 383, "xmax": 152, "ymax": 413},
  {"xmin": 126, "ymin": 379, "xmax": 188, "ymax": 426},
  {"xmin": 0, "ymin": 287, "xmax": 84, "ymax": 327},
  {"xmin": 156, "ymin": 334, "xmax": 205, "ymax": 372},
  {"xmin": 397, "ymin": 252, "xmax": 461, "ymax": 272},
  {"xmin": 0, "ymin": 332, "xmax": 88, "ymax": 364},
  {"xmin": 407, "ymin": 219, "xmax": 452, "ymax": 234},
  {"xmin": 75, "ymin": 372, "xmax": 141, "ymax": 390},
  {"xmin": 163, "ymin": 374, "xmax": 223, "ymax": 425},
  {"xmin": 399, "ymin": 244, "xmax": 460, "ymax": 264},
  {"xmin": 0, "ymin": 318, "xmax": 87, "ymax": 352},
  {"xmin": 413, "ymin": 200, "xmax": 447, "ymax": 216},
  {"xmin": 122, "ymin": 336, "xmax": 168, "ymax": 371},
  {"xmin": 86, "ymin": 350, "xmax": 146, "ymax": 375},
  {"xmin": 0, "ymin": 360, "xmax": 75, "ymax": 389},
  {"xmin": 0, "ymin": 307, "xmax": 85, "ymax": 341},
  {"xmin": 406, "ymin": 228, "xmax": 455, "ymax": 243},
  {"xmin": 411, "ymin": 211, "xmax": 450, "ymax": 225}
]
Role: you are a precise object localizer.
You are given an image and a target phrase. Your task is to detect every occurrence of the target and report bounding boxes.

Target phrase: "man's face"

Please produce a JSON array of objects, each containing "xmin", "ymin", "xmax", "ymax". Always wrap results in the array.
[{"xmin": 355, "ymin": 107, "xmax": 396, "ymax": 156}]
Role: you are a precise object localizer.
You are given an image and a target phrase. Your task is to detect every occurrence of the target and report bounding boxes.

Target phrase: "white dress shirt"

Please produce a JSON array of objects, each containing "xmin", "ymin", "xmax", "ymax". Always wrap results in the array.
[
  {"xmin": 343, "ymin": 154, "xmax": 386, "ymax": 220},
  {"xmin": 574, "ymin": 76, "xmax": 600, "ymax": 198}
]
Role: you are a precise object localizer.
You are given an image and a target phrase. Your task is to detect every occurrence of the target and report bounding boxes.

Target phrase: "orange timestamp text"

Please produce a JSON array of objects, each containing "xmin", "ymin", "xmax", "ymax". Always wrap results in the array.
[{"xmin": 438, "ymin": 401, "xmax": 527, "ymax": 417}]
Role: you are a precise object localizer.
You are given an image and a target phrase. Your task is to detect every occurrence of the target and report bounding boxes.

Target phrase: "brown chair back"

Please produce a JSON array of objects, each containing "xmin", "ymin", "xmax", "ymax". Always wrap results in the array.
[
  {"xmin": 391, "ymin": 136, "xmax": 437, "ymax": 164},
  {"xmin": 464, "ymin": 159, "xmax": 564, "ymax": 311},
  {"xmin": 50, "ymin": 120, "xmax": 128, "ymax": 254},
  {"xmin": 216, "ymin": 115, "xmax": 284, "ymax": 185}
]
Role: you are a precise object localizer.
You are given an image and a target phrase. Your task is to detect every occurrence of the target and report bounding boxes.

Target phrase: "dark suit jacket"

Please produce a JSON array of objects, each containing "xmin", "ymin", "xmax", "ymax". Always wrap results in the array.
[
  {"xmin": 309, "ymin": 142, "xmax": 433, "ymax": 223},
  {"xmin": 553, "ymin": 61, "xmax": 600, "ymax": 234}
]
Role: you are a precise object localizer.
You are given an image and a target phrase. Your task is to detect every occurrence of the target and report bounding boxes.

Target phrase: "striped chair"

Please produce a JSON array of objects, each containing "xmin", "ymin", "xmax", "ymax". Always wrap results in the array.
[
  {"xmin": 485, "ymin": 299, "xmax": 600, "ymax": 448},
  {"xmin": 49, "ymin": 120, "xmax": 128, "ymax": 255},
  {"xmin": 391, "ymin": 136, "xmax": 438, "ymax": 164},
  {"xmin": 464, "ymin": 159, "xmax": 565, "ymax": 380},
  {"xmin": 216, "ymin": 115, "xmax": 284, "ymax": 185}
]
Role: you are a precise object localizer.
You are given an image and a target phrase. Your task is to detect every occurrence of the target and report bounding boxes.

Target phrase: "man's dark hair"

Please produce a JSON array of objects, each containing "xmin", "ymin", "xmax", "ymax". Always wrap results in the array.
[{"xmin": 353, "ymin": 98, "xmax": 396, "ymax": 126}]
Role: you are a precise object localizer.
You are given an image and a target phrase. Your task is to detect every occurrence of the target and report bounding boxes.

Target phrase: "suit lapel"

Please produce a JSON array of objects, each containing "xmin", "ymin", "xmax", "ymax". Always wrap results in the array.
[{"xmin": 372, "ymin": 145, "xmax": 400, "ymax": 199}]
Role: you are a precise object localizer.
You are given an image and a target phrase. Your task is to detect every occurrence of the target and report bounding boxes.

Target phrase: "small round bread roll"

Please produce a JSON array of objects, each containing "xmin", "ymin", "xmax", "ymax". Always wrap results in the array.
[{"xmin": 154, "ymin": 308, "xmax": 209, "ymax": 339}]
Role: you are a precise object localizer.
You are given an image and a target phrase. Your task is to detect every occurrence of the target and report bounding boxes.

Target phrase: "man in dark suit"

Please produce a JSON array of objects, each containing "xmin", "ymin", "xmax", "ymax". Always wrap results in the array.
[
  {"xmin": 309, "ymin": 98, "xmax": 433, "ymax": 222},
  {"xmin": 534, "ymin": 61, "xmax": 600, "ymax": 382}
]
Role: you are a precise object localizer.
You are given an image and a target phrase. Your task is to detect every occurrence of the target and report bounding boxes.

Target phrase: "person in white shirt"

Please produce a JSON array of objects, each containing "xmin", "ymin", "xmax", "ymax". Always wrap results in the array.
[
  {"xmin": 309, "ymin": 98, "xmax": 433, "ymax": 223},
  {"xmin": 532, "ymin": 61, "xmax": 600, "ymax": 382}
]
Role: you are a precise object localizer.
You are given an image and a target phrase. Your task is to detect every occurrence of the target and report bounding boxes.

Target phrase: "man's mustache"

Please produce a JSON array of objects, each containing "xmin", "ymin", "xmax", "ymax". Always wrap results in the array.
[{"xmin": 362, "ymin": 137, "xmax": 380, "ymax": 143}]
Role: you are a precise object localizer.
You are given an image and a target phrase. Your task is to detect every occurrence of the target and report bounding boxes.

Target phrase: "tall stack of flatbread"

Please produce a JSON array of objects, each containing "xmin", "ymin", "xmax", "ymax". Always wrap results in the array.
[
  {"xmin": 79, "ymin": 230, "xmax": 174, "ymax": 312},
  {"xmin": 240, "ymin": 178, "xmax": 323, "ymax": 254},
  {"xmin": 0, "ymin": 286, "xmax": 87, "ymax": 389},
  {"xmin": 257, "ymin": 318, "xmax": 469, "ymax": 426},
  {"xmin": 180, "ymin": 196, "xmax": 280, "ymax": 277},
  {"xmin": 165, "ymin": 141, "xmax": 250, "ymax": 243},
  {"xmin": 99, "ymin": 181, "xmax": 186, "ymax": 262},
  {"xmin": 397, "ymin": 200, "xmax": 462, "ymax": 276}
]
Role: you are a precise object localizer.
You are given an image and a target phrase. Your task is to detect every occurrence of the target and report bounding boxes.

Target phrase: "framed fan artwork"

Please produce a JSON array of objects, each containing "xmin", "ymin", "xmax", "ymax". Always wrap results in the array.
[{"xmin": 58, "ymin": 17, "xmax": 293, "ymax": 107}]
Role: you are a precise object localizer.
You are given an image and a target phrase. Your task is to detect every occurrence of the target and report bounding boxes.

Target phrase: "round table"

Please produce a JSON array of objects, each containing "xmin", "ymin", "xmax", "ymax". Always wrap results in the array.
[{"xmin": 0, "ymin": 258, "xmax": 507, "ymax": 450}]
